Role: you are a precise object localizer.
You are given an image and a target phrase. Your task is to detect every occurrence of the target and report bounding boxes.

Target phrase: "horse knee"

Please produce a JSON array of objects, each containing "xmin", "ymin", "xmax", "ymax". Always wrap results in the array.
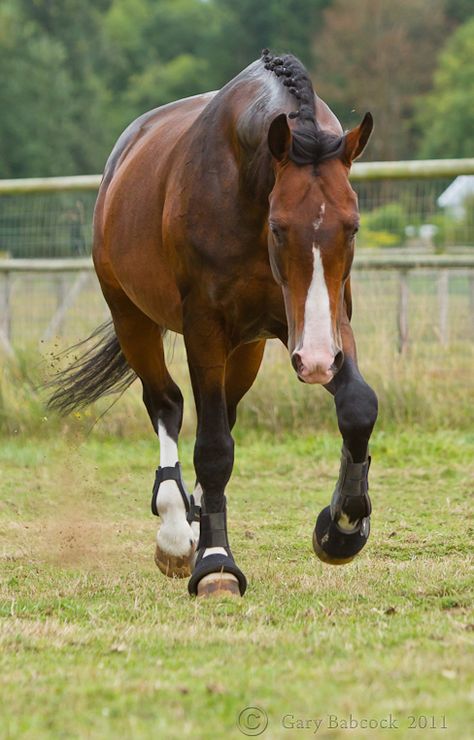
[{"xmin": 335, "ymin": 380, "xmax": 378, "ymax": 441}]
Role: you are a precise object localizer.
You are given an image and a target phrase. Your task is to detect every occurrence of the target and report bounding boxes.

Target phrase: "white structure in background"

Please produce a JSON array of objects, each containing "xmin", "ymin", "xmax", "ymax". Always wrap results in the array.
[{"xmin": 438, "ymin": 176, "xmax": 474, "ymax": 219}]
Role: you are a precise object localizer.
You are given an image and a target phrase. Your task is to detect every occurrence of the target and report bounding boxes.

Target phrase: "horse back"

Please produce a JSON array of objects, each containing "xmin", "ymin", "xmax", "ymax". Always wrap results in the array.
[{"xmin": 101, "ymin": 92, "xmax": 216, "ymax": 189}]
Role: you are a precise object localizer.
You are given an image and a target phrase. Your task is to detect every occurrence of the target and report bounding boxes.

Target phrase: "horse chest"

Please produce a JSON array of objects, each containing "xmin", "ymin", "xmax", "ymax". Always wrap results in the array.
[{"xmin": 208, "ymin": 277, "xmax": 287, "ymax": 343}]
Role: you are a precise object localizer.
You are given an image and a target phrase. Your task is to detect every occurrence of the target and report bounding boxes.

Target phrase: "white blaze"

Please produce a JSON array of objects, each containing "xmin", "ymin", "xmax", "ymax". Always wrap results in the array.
[
  {"xmin": 301, "ymin": 245, "xmax": 334, "ymax": 359},
  {"xmin": 313, "ymin": 202, "xmax": 326, "ymax": 232}
]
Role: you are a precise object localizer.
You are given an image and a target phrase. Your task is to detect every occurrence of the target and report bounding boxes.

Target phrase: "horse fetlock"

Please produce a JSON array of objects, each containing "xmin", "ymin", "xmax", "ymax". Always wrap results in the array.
[
  {"xmin": 155, "ymin": 517, "xmax": 196, "ymax": 578},
  {"xmin": 334, "ymin": 495, "xmax": 371, "ymax": 533},
  {"xmin": 156, "ymin": 516, "xmax": 196, "ymax": 556},
  {"xmin": 154, "ymin": 480, "xmax": 196, "ymax": 577}
]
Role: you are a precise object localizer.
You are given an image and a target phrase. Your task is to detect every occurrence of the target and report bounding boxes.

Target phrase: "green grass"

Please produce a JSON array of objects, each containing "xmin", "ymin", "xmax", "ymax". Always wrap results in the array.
[
  {"xmin": 2, "ymin": 263, "xmax": 474, "ymax": 439},
  {"xmin": 1, "ymin": 429, "xmax": 473, "ymax": 739},
  {"xmin": 2, "ymin": 331, "xmax": 474, "ymax": 439}
]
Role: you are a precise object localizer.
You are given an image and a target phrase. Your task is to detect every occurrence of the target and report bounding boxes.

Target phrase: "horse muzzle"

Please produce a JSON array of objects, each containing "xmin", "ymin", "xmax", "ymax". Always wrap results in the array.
[{"xmin": 291, "ymin": 348, "xmax": 344, "ymax": 385}]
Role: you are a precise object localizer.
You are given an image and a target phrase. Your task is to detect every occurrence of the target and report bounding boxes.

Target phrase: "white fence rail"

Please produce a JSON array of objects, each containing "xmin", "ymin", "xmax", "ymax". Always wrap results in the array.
[
  {"xmin": 1, "ymin": 160, "xmax": 474, "ymax": 357},
  {"xmin": 0, "ymin": 159, "xmax": 474, "ymax": 194}
]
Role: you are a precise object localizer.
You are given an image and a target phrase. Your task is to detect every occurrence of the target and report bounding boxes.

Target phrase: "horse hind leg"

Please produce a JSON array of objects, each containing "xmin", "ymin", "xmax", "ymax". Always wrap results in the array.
[
  {"xmin": 106, "ymin": 293, "xmax": 195, "ymax": 577},
  {"xmin": 146, "ymin": 378, "xmax": 197, "ymax": 578}
]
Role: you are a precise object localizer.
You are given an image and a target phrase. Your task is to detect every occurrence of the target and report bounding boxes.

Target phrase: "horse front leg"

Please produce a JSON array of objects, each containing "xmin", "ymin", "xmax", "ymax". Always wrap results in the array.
[
  {"xmin": 184, "ymin": 314, "xmax": 247, "ymax": 598},
  {"xmin": 313, "ymin": 322, "xmax": 378, "ymax": 564}
]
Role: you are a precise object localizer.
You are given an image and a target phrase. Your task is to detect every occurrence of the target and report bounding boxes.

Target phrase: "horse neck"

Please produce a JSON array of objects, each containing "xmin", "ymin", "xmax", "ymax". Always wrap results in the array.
[
  {"xmin": 233, "ymin": 84, "xmax": 283, "ymax": 204},
  {"xmin": 197, "ymin": 72, "xmax": 287, "ymax": 208}
]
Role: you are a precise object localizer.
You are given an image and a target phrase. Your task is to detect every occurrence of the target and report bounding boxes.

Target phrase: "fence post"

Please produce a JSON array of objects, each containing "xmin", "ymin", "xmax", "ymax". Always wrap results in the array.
[
  {"xmin": 42, "ymin": 271, "xmax": 89, "ymax": 341},
  {"xmin": 437, "ymin": 269, "xmax": 449, "ymax": 346},
  {"xmin": 0, "ymin": 270, "xmax": 14, "ymax": 357},
  {"xmin": 398, "ymin": 269, "xmax": 409, "ymax": 354},
  {"xmin": 55, "ymin": 274, "xmax": 70, "ymax": 337}
]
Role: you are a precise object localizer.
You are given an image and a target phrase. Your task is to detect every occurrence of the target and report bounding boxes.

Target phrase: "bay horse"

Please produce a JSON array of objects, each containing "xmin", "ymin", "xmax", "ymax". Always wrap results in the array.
[{"xmin": 49, "ymin": 50, "xmax": 378, "ymax": 597}]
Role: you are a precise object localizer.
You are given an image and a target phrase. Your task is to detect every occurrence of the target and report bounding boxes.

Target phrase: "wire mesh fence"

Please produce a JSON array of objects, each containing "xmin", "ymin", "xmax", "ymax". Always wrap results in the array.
[
  {"xmin": 1, "ymin": 161, "xmax": 474, "ymax": 360},
  {"xmin": 0, "ymin": 192, "xmax": 96, "ymax": 258},
  {"xmin": 2, "ymin": 265, "xmax": 473, "ymax": 352},
  {"xmin": 356, "ymin": 178, "xmax": 474, "ymax": 250},
  {"xmin": 0, "ymin": 173, "xmax": 473, "ymax": 258}
]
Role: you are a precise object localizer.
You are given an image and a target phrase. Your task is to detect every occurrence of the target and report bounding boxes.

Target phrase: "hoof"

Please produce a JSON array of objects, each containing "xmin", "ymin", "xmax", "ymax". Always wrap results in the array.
[
  {"xmin": 188, "ymin": 552, "xmax": 247, "ymax": 597},
  {"xmin": 197, "ymin": 572, "xmax": 241, "ymax": 598},
  {"xmin": 154, "ymin": 543, "xmax": 195, "ymax": 578},
  {"xmin": 313, "ymin": 505, "xmax": 370, "ymax": 565}
]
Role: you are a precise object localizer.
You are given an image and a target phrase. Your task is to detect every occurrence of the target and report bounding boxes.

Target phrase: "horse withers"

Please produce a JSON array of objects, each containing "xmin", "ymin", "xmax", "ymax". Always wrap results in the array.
[{"xmin": 49, "ymin": 50, "xmax": 378, "ymax": 597}]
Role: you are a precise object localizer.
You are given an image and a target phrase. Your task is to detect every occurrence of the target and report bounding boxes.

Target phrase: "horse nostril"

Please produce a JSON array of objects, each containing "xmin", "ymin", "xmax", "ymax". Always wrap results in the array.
[
  {"xmin": 331, "ymin": 350, "xmax": 344, "ymax": 374},
  {"xmin": 292, "ymin": 352, "xmax": 303, "ymax": 374}
]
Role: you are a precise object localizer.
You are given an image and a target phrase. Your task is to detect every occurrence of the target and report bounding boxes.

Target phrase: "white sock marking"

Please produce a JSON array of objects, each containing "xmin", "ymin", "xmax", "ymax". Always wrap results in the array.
[
  {"xmin": 158, "ymin": 420, "xmax": 178, "ymax": 466},
  {"xmin": 156, "ymin": 421, "xmax": 195, "ymax": 557}
]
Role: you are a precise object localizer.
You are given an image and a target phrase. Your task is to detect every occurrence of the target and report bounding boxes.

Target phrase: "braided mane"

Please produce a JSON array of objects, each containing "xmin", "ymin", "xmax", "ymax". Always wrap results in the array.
[{"xmin": 261, "ymin": 49, "xmax": 344, "ymax": 167}]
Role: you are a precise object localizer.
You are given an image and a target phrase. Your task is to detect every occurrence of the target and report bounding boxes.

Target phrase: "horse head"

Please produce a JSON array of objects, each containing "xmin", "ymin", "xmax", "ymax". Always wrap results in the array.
[{"xmin": 267, "ymin": 111, "xmax": 373, "ymax": 384}]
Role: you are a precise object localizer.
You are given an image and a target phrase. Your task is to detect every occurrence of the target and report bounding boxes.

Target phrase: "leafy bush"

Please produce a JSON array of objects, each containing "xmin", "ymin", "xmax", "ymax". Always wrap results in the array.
[
  {"xmin": 359, "ymin": 203, "xmax": 408, "ymax": 248},
  {"xmin": 425, "ymin": 198, "xmax": 474, "ymax": 249}
]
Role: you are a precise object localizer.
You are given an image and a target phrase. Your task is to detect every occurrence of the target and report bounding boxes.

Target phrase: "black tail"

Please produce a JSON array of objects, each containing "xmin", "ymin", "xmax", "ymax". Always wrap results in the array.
[{"xmin": 47, "ymin": 321, "xmax": 136, "ymax": 415}]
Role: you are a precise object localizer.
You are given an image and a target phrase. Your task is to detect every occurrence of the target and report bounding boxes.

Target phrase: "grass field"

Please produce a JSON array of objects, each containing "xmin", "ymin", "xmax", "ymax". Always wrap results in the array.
[
  {"xmin": 1, "ymin": 426, "xmax": 473, "ymax": 739},
  {"xmin": 1, "ymin": 264, "xmax": 473, "ymax": 738}
]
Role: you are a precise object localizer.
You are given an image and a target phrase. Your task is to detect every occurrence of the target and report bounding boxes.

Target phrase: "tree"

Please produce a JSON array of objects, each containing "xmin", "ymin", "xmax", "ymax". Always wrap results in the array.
[
  {"xmin": 208, "ymin": 0, "xmax": 328, "ymax": 82},
  {"xmin": 3, "ymin": 0, "xmax": 467, "ymax": 177},
  {"xmin": 417, "ymin": 17, "xmax": 474, "ymax": 159},
  {"xmin": 312, "ymin": 0, "xmax": 447, "ymax": 160},
  {"xmin": 0, "ymin": 2, "xmax": 77, "ymax": 176},
  {"xmin": 443, "ymin": 0, "xmax": 474, "ymax": 25},
  {"xmin": 19, "ymin": 0, "xmax": 114, "ymax": 173},
  {"xmin": 104, "ymin": 0, "xmax": 224, "ymax": 130},
  {"xmin": 124, "ymin": 54, "xmax": 212, "ymax": 113},
  {"xmin": 103, "ymin": 0, "xmax": 329, "ymax": 140}
]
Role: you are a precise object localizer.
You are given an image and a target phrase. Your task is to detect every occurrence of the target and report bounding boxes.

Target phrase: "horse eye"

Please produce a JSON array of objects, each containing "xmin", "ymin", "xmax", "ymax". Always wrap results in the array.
[
  {"xmin": 269, "ymin": 224, "xmax": 283, "ymax": 244},
  {"xmin": 348, "ymin": 226, "xmax": 359, "ymax": 243}
]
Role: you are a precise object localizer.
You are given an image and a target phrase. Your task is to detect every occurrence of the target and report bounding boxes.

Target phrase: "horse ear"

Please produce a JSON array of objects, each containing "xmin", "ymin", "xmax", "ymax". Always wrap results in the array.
[
  {"xmin": 268, "ymin": 113, "xmax": 292, "ymax": 161},
  {"xmin": 344, "ymin": 112, "xmax": 373, "ymax": 165}
]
